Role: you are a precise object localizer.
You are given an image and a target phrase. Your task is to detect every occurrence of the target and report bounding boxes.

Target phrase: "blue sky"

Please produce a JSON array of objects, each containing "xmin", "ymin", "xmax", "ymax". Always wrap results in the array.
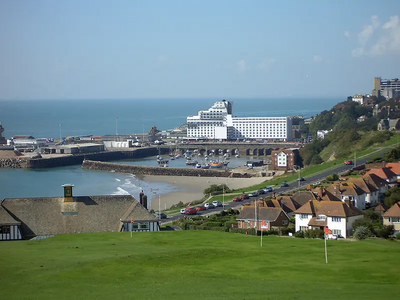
[{"xmin": 0, "ymin": 0, "xmax": 399, "ymax": 100}]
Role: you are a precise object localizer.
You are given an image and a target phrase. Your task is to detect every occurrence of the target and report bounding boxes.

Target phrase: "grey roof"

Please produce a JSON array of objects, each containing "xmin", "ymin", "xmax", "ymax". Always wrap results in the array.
[
  {"xmin": 292, "ymin": 191, "xmax": 317, "ymax": 206},
  {"xmin": 0, "ymin": 205, "xmax": 20, "ymax": 225},
  {"xmin": 237, "ymin": 206, "xmax": 283, "ymax": 222},
  {"xmin": 1, "ymin": 195, "xmax": 156, "ymax": 238}
]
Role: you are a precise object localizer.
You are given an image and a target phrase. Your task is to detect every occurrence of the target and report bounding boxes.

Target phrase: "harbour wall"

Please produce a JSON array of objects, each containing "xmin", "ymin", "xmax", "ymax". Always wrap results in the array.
[
  {"xmin": 82, "ymin": 160, "xmax": 253, "ymax": 178},
  {"xmin": 0, "ymin": 147, "xmax": 164, "ymax": 169}
]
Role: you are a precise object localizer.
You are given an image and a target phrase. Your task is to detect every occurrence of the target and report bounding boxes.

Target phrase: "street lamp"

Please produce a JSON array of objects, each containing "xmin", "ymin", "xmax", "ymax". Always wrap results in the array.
[{"xmin": 116, "ymin": 117, "xmax": 118, "ymax": 136}]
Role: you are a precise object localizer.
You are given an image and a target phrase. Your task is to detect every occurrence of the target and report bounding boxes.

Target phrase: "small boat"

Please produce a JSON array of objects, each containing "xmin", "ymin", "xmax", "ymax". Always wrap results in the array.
[
  {"xmin": 170, "ymin": 156, "xmax": 175, "ymax": 160},
  {"xmin": 195, "ymin": 163, "xmax": 202, "ymax": 169},
  {"xmin": 157, "ymin": 159, "xmax": 169, "ymax": 164},
  {"xmin": 157, "ymin": 155, "xmax": 162, "ymax": 160},
  {"xmin": 223, "ymin": 161, "xmax": 229, "ymax": 166},
  {"xmin": 186, "ymin": 160, "xmax": 198, "ymax": 166},
  {"xmin": 209, "ymin": 161, "xmax": 223, "ymax": 168},
  {"xmin": 235, "ymin": 154, "xmax": 240, "ymax": 158},
  {"xmin": 163, "ymin": 163, "xmax": 169, "ymax": 167},
  {"xmin": 201, "ymin": 164, "xmax": 210, "ymax": 169}
]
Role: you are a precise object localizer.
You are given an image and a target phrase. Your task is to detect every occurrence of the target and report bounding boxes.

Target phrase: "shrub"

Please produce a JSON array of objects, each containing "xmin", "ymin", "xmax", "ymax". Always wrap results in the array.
[
  {"xmin": 294, "ymin": 231, "xmax": 305, "ymax": 238},
  {"xmin": 304, "ymin": 229, "xmax": 324, "ymax": 239},
  {"xmin": 396, "ymin": 233, "xmax": 400, "ymax": 240},
  {"xmin": 354, "ymin": 226, "xmax": 370, "ymax": 240},
  {"xmin": 376, "ymin": 225, "xmax": 395, "ymax": 239}
]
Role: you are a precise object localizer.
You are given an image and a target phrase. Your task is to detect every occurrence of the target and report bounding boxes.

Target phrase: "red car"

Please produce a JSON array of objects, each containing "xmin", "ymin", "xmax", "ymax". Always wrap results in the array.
[
  {"xmin": 233, "ymin": 196, "xmax": 241, "ymax": 202},
  {"xmin": 184, "ymin": 207, "xmax": 197, "ymax": 215},
  {"xmin": 344, "ymin": 160, "xmax": 353, "ymax": 165},
  {"xmin": 240, "ymin": 194, "xmax": 249, "ymax": 200},
  {"xmin": 196, "ymin": 205, "xmax": 206, "ymax": 211}
]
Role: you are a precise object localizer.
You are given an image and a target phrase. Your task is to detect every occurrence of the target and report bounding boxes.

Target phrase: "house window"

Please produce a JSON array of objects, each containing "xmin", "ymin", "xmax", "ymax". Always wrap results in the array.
[
  {"xmin": 389, "ymin": 217, "xmax": 400, "ymax": 223},
  {"xmin": 0, "ymin": 225, "xmax": 10, "ymax": 234},
  {"xmin": 332, "ymin": 217, "xmax": 341, "ymax": 222},
  {"xmin": 300, "ymin": 226, "xmax": 308, "ymax": 231},
  {"xmin": 139, "ymin": 222, "xmax": 149, "ymax": 229},
  {"xmin": 333, "ymin": 229, "xmax": 341, "ymax": 236},
  {"xmin": 300, "ymin": 214, "xmax": 309, "ymax": 219}
]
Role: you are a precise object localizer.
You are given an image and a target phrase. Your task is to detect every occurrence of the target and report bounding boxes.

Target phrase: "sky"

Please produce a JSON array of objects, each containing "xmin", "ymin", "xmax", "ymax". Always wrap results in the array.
[{"xmin": 0, "ymin": 0, "xmax": 399, "ymax": 100}]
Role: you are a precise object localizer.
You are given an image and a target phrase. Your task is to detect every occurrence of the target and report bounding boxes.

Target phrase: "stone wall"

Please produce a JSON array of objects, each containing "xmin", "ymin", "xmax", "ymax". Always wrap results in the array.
[
  {"xmin": 0, "ymin": 158, "xmax": 30, "ymax": 168},
  {"xmin": 82, "ymin": 160, "xmax": 253, "ymax": 178}
]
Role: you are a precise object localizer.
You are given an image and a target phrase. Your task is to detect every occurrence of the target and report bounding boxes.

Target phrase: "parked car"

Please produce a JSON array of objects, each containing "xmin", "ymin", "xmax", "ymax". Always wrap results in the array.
[
  {"xmin": 264, "ymin": 187, "xmax": 273, "ymax": 193},
  {"xmin": 233, "ymin": 196, "xmax": 241, "ymax": 202},
  {"xmin": 184, "ymin": 207, "xmax": 197, "ymax": 215},
  {"xmin": 297, "ymin": 177, "xmax": 305, "ymax": 181},
  {"xmin": 258, "ymin": 189, "xmax": 266, "ymax": 194},
  {"xmin": 204, "ymin": 203, "xmax": 215, "ymax": 209},
  {"xmin": 196, "ymin": 205, "xmax": 206, "ymax": 211},
  {"xmin": 248, "ymin": 192, "xmax": 257, "ymax": 197},
  {"xmin": 155, "ymin": 213, "xmax": 167, "ymax": 219},
  {"xmin": 180, "ymin": 208, "xmax": 186, "ymax": 214},
  {"xmin": 212, "ymin": 200, "xmax": 223, "ymax": 207},
  {"xmin": 281, "ymin": 182, "xmax": 289, "ymax": 187},
  {"xmin": 240, "ymin": 194, "xmax": 249, "ymax": 200},
  {"xmin": 345, "ymin": 160, "xmax": 353, "ymax": 165}
]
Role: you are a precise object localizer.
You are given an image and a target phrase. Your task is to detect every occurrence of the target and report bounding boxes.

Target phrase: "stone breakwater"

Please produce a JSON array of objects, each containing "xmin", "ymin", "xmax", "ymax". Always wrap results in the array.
[
  {"xmin": 0, "ymin": 158, "xmax": 29, "ymax": 168},
  {"xmin": 82, "ymin": 160, "xmax": 253, "ymax": 178}
]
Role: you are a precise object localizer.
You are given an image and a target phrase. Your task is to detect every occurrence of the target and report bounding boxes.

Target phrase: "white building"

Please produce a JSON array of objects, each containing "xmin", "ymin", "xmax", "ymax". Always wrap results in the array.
[
  {"xmin": 187, "ymin": 100, "xmax": 293, "ymax": 141},
  {"xmin": 294, "ymin": 200, "xmax": 363, "ymax": 238},
  {"xmin": 316, "ymin": 130, "xmax": 331, "ymax": 139}
]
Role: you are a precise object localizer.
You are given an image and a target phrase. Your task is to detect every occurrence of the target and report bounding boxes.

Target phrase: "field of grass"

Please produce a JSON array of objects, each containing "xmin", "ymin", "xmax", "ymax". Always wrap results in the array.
[{"xmin": 1, "ymin": 231, "xmax": 399, "ymax": 299}]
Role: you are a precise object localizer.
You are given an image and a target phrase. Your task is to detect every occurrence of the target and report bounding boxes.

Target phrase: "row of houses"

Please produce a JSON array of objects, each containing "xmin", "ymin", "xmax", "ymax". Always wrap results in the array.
[{"xmin": 236, "ymin": 162, "xmax": 400, "ymax": 238}]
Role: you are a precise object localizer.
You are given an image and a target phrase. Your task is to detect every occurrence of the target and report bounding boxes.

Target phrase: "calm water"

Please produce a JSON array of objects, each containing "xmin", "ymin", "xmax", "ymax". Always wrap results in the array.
[{"xmin": 0, "ymin": 97, "xmax": 342, "ymax": 202}]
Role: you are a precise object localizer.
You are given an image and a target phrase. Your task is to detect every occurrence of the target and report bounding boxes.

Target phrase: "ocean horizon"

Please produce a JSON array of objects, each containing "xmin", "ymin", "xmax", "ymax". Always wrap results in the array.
[{"xmin": 0, "ymin": 97, "xmax": 343, "ymax": 139}]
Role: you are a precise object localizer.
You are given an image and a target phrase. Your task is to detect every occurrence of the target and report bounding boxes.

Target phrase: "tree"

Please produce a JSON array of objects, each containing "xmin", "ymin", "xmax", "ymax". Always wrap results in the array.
[
  {"xmin": 310, "ymin": 154, "xmax": 323, "ymax": 165},
  {"xmin": 384, "ymin": 186, "xmax": 400, "ymax": 207}
]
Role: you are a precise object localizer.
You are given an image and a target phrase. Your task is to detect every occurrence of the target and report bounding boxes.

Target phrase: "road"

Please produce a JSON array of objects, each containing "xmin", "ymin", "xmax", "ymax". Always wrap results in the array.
[{"xmin": 160, "ymin": 148, "xmax": 390, "ymax": 225}]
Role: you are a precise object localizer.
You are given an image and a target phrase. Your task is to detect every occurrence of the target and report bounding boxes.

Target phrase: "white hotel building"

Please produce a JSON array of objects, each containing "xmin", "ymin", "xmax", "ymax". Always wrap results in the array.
[{"xmin": 187, "ymin": 100, "xmax": 293, "ymax": 141}]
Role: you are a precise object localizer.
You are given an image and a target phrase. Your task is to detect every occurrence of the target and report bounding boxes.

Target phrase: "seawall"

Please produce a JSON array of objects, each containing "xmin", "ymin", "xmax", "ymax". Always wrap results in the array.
[
  {"xmin": 0, "ymin": 148, "xmax": 163, "ymax": 169},
  {"xmin": 82, "ymin": 160, "xmax": 253, "ymax": 178}
]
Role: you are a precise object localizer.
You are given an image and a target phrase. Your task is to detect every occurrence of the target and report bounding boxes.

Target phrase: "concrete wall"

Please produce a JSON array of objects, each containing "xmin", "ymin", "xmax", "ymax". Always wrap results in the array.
[{"xmin": 82, "ymin": 160, "xmax": 253, "ymax": 178}]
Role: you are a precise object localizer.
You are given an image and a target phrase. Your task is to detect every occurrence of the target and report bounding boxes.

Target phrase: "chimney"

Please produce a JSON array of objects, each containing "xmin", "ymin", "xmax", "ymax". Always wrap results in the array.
[{"xmin": 62, "ymin": 184, "xmax": 74, "ymax": 202}]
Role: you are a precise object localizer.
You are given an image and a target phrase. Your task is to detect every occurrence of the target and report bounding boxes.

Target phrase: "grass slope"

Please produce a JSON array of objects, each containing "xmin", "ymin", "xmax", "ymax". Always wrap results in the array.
[{"xmin": 1, "ymin": 231, "xmax": 399, "ymax": 300}]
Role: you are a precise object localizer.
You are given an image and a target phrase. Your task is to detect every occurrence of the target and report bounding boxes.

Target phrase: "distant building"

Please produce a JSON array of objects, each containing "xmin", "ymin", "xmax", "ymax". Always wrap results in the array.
[
  {"xmin": 373, "ymin": 77, "xmax": 400, "ymax": 99},
  {"xmin": 357, "ymin": 115, "xmax": 367, "ymax": 123},
  {"xmin": 383, "ymin": 202, "xmax": 400, "ymax": 234},
  {"xmin": 186, "ymin": 100, "xmax": 293, "ymax": 141},
  {"xmin": 377, "ymin": 118, "xmax": 400, "ymax": 131},
  {"xmin": 270, "ymin": 148, "xmax": 299, "ymax": 171},
  {"xmin": 316, "ymin": 130, "xmax": 331, "ymax": 139},
  {"xmin": 0, "ymin": 122, "xmax": 6, "ymax": 145},
  {"xmin": 352, "ymin": 94, "xmax": 374, "ymax": 106}
]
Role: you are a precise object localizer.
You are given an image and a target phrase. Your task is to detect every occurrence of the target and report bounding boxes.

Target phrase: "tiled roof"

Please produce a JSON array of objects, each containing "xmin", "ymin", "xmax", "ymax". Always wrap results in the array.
[
  {"xmin": 308, "ymin": 217, "xmax": 327, "ymax": 227},
  {"xmin": 292, "ymin": 191, "xmax": 318, "ymax": 206},
  {"xmin": 294, "ymin": 200, "xmax": 363, "ymax": 218},
  {"xmin": 0, "ymin": 205, "xmax": 20, "ymax": 225},
  {"xmin": 375, "ymin": 203, "xmax": 389, "ymax": 213},
  {"xmin": 237, "ymin": 206, "xmax": 283, "ymax": 222},
  {"xmin": 385, "ymin": 163, "xmax": 400, "ymax": 175},
  {"xmin": 362, "ymin": 173, "xmax": 388, "ymax": 189},
  {"xmin": 1, "ymin": 195, "xmax": 155, "ymax": 238},
  {"xmin": 326, "ymin": 182, "xmax": 365, "ymax": 197},
  {"xmin": 383, "ymin": 202, "xmax": 400, "ymax": 217},
  {"xmin": 365, "ymin": 168, "xmax": 397, "ymax": 180}
]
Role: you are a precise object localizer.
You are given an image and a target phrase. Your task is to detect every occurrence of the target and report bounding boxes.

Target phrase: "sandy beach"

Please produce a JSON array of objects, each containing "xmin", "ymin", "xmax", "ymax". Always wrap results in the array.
[{"xmin": 144, "ymin": 175, "xmax": 269, "ymax": 210}]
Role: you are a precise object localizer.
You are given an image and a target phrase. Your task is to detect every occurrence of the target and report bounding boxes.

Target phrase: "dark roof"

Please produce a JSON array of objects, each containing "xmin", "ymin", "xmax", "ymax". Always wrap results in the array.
[
  {"xmin": 292, "ymin": 191, "xmax": 317, "ymax": 206},
  {"xmin": 1, "ymin": 195, "xmax": 156, "ymax": 238},
  {"xmin": 362, "ymin": 173, "xmax": 388, "ymax": 189},
  {"xmin": 0, "ymin": 205, "xmax": 20, "ymax": 225},
  {"xmin": 237, "ymin": 206, "xmax": 285, "ymax": 222}
]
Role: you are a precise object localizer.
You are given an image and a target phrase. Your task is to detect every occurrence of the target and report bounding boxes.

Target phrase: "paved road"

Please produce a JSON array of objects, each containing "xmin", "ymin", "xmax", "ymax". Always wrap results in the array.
[{"xmin": 160, "ymin": 148, "xmax": 390, "ymax": 225}]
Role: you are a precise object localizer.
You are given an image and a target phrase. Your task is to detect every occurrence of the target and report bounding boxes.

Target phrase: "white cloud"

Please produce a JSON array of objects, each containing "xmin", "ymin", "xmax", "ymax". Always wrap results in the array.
[
  {"xmin": 350, "ymin": 15, "xmax": 400, "ymax": 57},
  {"xmin": 344, "ymin": 31, "xmax": 351, "ymax": 38},
  {"xmin": 258, "ymin": 58, "xmax": 275, "ymax": 70},
  {"xmin": 313, "ymin": 55, "xmax": 322, "ymax": 63},
  {"xmin": 236, "ymin": 59, "xmax": 246, "ymax": 72}
]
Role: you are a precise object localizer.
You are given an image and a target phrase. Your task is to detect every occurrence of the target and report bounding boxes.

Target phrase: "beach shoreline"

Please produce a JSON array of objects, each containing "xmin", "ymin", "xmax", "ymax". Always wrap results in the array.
[{"xmin": 144, "ymin": 175, "xmax": 269, "ymax": 210}]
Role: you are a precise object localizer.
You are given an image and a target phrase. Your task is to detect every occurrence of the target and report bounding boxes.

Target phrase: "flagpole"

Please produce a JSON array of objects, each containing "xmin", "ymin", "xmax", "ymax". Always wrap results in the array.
[{"xmin": 324, "ymin": 233, "xmax": 328, "ymax": 264}]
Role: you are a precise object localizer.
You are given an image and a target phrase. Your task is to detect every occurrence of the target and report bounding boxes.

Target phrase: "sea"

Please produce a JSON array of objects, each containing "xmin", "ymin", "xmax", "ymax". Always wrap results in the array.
[{"xmin": 0, "ymin": 97, "xmax": 341, "ymax": 205}]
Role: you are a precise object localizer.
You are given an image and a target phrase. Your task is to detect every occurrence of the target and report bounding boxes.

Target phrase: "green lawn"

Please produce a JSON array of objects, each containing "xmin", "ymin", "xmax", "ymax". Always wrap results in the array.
[{"xmin": 1, "ymin": 231, "xmax": 399, "ymax": 299}]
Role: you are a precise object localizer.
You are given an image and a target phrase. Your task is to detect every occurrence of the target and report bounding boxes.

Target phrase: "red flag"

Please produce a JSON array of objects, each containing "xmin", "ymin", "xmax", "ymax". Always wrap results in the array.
[
  {"xmin": 131, "ymin": 218, "xmax": 134, "ymax": 223},
  {"xmin": 324, "ymin": 227, "xmax": 332, "ymax": 234}
]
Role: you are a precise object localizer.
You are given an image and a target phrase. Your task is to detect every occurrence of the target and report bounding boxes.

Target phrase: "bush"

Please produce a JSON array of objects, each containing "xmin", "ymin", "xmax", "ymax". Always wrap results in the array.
[
  {"xmin": 294, "ymin": 231, "xmax": 305, "ymax": 238},
  {"xmin": 396, "ymin": 233, "xmax": 400, "ymax": 240},
  {"xmin": 376, "ymin": 225, "xmax": 395, "ymax": 239},
  {"xmin": 304, "ymin": 229, "xmax": 324, "ymax": 239},
  {"xmin": 354, "ymin": 226, "xmax": 370, "ymax": 240}
]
